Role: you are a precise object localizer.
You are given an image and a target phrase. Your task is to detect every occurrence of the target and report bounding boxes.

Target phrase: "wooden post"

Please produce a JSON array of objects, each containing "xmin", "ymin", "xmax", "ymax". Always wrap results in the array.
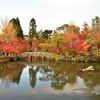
[
  {"xmin": 8, "ymin": 53, "xmax": 11, "ymax": 56},
  {"xmin": 29, "ymin": 56, "xmax": 32, "ymax": 62},
  {"xmin": 42, "ymin": 56, "xmax": 44, "ymax": 62},
  {"xmin": 5, "ymin": 53, "xmax": 7, "ymax": 56},
  {"xmin": 34, "ymin": 56, "xmax": 37, "ymax": 61}
]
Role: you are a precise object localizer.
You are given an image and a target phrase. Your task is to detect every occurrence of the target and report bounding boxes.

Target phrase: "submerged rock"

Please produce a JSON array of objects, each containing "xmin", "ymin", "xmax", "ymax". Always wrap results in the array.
[{"xmin": 82, "ymin": 66, "xmax": 95, "ymax": 71}]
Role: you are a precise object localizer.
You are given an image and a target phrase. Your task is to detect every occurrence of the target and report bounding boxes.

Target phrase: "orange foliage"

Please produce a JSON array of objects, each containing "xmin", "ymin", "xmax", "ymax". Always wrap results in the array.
[{"xmin": 64, "ymin": 33, "xmax": 78, "ymax": 41}]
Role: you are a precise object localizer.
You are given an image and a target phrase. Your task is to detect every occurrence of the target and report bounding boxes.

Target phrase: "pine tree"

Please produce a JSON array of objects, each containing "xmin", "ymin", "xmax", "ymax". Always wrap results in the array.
[
  {"xmin": 28, "ymin": 18, "xmax": 37, "ymax": 45},
  {"xmin": 10, "ymin": 17, "xmax": 24, "ymax": 39},
  {"xmin": 29, "ymin": 18, "xmax": 37, "ymax": 38}
]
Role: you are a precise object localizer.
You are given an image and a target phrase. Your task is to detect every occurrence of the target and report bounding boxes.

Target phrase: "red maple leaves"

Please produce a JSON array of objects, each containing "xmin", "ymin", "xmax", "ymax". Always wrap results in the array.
[
  {"xmin": 48, "ymin": 32, "xmax": 90, "ymax": 55},
  {"xmin": 0, "ymin": 38, "xmax": 31, "ymax": 54}
]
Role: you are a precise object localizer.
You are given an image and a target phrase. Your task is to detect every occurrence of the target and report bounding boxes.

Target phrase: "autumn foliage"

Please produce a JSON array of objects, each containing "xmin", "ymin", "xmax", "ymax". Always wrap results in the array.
[
  {"xmin": 0, "ymin": 38, "xmax": 31, "ymax": 54},
  {"xmin": 0, "ymin": 16, "xmax": 100, "ymax": 62}
]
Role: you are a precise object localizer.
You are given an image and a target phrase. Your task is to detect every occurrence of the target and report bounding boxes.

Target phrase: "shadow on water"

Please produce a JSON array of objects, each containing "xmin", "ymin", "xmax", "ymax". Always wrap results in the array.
[{"xmin": 0, "ymin": 61, "xmax": 100, "ymax": 100}]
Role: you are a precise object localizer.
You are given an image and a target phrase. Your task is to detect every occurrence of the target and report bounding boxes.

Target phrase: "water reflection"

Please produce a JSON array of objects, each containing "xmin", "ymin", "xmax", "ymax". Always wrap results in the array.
[
  {"xmin": 29, "ymin": 66, "xmax": 39, "ymax": 88},
  {"xmin": 0, "ymin": 61, "xmax": 100, "ymax": 97},
  {"xmin": 0, "ymin": 62, "xmax": 24, "ymax": 85}
]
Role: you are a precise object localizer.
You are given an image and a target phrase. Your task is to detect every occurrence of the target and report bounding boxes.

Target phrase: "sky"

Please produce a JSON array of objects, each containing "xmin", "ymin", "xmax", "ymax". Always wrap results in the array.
[{"xmin": 0, "ymin": 0, "xmax": 100, "ymax": 34}]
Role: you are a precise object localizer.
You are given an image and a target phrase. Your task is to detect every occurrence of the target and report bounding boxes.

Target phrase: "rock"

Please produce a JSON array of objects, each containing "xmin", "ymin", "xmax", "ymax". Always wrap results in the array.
[{"xmin": 82, "ymin": 66, "xmax": 95, "ymax": 71}]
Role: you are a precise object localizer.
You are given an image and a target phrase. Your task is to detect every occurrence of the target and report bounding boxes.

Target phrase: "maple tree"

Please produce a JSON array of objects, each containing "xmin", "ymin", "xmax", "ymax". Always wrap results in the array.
[
  {"xmin": 0, "ymin": 16, "xmax": 100, "ymax": 62},
  {"xmin": 0, "ymin": 38, "xmax": 30, "ymax": 55}
]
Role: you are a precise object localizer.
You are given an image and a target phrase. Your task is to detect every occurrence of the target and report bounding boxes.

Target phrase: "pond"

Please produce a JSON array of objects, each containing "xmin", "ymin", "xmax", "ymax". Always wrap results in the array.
[{"xmin": 0, "ymin": 61, "xmax": 100, "ymax": 100}]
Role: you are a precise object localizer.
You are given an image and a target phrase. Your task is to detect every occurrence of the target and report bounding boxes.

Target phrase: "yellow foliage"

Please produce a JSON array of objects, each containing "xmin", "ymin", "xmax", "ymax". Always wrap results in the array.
[{"xmin": 0, "ymin": 20, "xmax": 17, "ymax": 41}]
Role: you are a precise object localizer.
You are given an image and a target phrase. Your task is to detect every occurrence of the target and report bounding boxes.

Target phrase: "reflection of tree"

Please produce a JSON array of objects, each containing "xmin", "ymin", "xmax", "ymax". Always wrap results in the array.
[
  {"xmin": 0, "ymin": 62, "xmax": 24, "ymax": 85},
  {"xmin": 50, "ymin": 63, "xmax": 77, "ymax": 90},
  {"xmin": 51, "ymin": 74, "xmax": 68, "ymax": 90},
  {"xmin": 38, "ymin": 65, "xmax": 68, "ymax": 90},
  {"xmin": 0, "ymin": 71, "xmax": 23, "ymax": 85},
  {"xmin": 83, "ymin": 72, "xmax": 100, "ymax": 88},
  {"xmin": 66, "ymin": 74, "xmax": 76, "ymax": 84},
  {"xmin": 39, "ymin": 66, "xmax": 52, "ymax": 81},
  {"xmin": 39, "ymin": 66, "xmax": 68, "ymax": 90},
  {"xmin": 77, "ymin": 63, "xmax": 100, "ymax": 90},
  {"xmin": 83, "ymin": 72, "xmax": 100, "ymax": 96},
  {"xmin": 38, "ymin": 63, "xmax": 77, "ymax": 90},
  {"xmin": 49, "ymin": 62, "xmax": 99, "ymax": 90},
  {"xmin": 29, "ymin": 66, "xmax": 39, "ymax": 88},
  {"xmin": 7, "ymin": 72, "xmax": 22, "ymax": 84}
]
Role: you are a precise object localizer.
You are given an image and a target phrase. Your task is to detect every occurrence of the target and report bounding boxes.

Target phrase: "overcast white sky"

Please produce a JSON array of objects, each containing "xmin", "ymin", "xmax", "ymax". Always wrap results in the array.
[{"xmin": 0, "ymin": 0, "xmax": 100, "ymax": 34}]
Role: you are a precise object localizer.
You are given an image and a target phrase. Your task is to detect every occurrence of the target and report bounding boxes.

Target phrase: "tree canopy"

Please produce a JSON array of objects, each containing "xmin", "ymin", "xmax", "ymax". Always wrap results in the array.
[{"xmin": 10, "ymin": 17, "xmax": 24, "ymax": 39}]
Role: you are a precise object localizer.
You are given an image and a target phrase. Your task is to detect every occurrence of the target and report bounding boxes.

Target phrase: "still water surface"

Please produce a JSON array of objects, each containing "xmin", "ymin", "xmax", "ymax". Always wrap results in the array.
[{"xmin": 0, "ymin": 61, "xmax": 100, "ymax": 100}]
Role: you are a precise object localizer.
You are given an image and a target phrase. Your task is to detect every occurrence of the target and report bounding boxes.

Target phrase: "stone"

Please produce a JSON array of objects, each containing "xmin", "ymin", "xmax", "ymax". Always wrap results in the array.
[{"xmin": 82, "ymin": 66, "xmax": 95, "ymax": 71}]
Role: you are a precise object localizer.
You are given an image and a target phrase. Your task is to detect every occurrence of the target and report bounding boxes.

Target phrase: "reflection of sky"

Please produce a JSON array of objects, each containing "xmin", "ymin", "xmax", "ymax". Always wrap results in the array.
[
  {"xmin": 0, "ymin": 65, "xmax": 100, "ymax": 100},
  {"xmin": 18, "ymin": 76, "xmax": 90, "ymax": 96}
]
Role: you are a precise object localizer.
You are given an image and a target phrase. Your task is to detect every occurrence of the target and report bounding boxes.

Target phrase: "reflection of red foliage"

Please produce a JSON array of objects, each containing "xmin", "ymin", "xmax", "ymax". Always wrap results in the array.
[{"xmin": 0, "ymin": 64, "xmax": 24, "ymax": 78}]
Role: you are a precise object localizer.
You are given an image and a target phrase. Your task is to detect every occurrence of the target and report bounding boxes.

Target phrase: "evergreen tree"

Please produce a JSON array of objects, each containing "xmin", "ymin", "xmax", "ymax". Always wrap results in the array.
[
  {"xmin": 29, "ymin": 18, "xmax": 37, "ymax": 38},
  {"xmin": 28, "ymin": 18, "xmax": 37, "ymax": 45},
  {"xmin": 42, "ymin": 30, "xmax": 52, "ymax": 39},
  {"xmin": 10, "ymin": 17, "xmax": 24, "ymax": 39},
  {"xmin": 16, "ymin": 18, "xmax": 24, "ymax": 38}
]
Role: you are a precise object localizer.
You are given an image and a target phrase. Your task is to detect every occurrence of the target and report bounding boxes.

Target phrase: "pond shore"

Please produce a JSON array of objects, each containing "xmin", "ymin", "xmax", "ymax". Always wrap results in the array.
[{"xmin": 0, "ymin": 55, "xmax": 100, "ymax": 64}]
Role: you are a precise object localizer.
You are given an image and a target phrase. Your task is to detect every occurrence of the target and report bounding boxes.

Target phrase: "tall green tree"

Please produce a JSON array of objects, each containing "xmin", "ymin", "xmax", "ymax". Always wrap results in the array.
[
  {"xmin": 10, "ymin": 17, "xmax": 24, "ymax": 39},
  {"xmin": 29, "ymin": 18, "xmax": 37, "ymax": 38},
  {"xmin": 28, "ymin": 18, "xmax": 37, "ymax": 45}
]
